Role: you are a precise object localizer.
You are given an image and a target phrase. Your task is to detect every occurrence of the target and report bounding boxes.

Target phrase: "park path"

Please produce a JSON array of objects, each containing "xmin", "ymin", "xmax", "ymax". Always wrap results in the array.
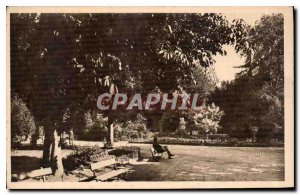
[
  {"xmin": 126, "ymin": 144, "xmax": 284, "ymax": 181},
  {"xmin": 11, "ymin": 143, "xmax": 284, "ymax": 181}
]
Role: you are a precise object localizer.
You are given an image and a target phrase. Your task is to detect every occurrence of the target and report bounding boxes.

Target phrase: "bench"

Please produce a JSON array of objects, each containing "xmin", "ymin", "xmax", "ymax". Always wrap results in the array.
[
  {"xmin": 150, "ymin": 147, "xmax": 165, "ymax": 161},
  {"xmin": 12, "ymin": 167, "xmax": 52, "ymax": 182},
  {"xmin": 95, "ymin": 167, "xmax": 130, "ymax": 182},
  {"xmin": 77, "ymin": 156, "xmax": 130, "ymax": 182}
]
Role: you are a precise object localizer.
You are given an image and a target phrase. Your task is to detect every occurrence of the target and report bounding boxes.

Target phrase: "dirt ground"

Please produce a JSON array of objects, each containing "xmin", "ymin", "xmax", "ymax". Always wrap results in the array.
[
  {"xmin": 10, "ymin": 143, "xmax": 284, "ymax": 182},
  {"xmin": 127, "ymin": 144, "xmax": 284, "ymax": 181}
]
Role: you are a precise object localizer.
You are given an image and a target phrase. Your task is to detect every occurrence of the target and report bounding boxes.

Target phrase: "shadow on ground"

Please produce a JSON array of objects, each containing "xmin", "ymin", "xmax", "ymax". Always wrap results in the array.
[
  {"xmin": 127, "ymin": 144, "xmax": 285, "ymax": 181},
  {"xmin": 11, "ymin": 156, "xmax": 42, "ymax": 174}
]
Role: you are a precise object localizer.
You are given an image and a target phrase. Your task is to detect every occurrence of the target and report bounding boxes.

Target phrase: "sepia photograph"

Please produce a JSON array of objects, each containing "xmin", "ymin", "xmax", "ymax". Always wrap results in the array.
[{"xmin": 6, "ymin": 6, "xmax": 294, "ymax": 189}]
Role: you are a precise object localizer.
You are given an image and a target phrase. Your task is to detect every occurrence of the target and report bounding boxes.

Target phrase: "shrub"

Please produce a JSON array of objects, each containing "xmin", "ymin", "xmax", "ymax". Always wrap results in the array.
[
  {"xmin": 62, "ymin": 146, "xmax": 107, "ymax": 171},
  {"xmin": 76, "ymin": 112, "xmax": 108, "ymax": 141},
  {"xmin": 160, "ymin": 111, "xmax": 180, "ymax": 134},
  {"xmin": 11, "ymin": 94, "xmax": 36, "ymax": 147},
  {"xmin": 114, "ymin": 123, "xmax": 126, "ymax": 141},
  {"xmin": 115, "ymin": 114, "xmax": 148, "ymax": 141},
  {"xmin": 191, "ymin": 103, "xmax": 224, "ymax": 135},
  {"xmin": 130, "ymin": 136, "xmax": 205, "ymax": 145},
  {"xmin": 129, "ymin": 136, "xmax": 283, "ymax": 147},
  {"xmin": 108, "ymin": 146, "xmax": 141, "ymax": 159}
]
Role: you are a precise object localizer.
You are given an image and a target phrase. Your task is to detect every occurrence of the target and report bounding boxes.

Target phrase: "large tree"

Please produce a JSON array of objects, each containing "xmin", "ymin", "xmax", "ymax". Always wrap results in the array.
[
  {"xmin": 11, "ymin": 13, "xmax": 244, "ymax": 177},
  {"xmin": 11, "ymin": 13, "xmax": 82, "ymax": 177}
]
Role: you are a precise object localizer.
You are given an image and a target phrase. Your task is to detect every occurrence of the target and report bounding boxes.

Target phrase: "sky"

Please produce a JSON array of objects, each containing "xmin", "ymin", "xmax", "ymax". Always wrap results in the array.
[{"xmin": 213, "ymin": 13, "xmax": 264, "ymax": 85}]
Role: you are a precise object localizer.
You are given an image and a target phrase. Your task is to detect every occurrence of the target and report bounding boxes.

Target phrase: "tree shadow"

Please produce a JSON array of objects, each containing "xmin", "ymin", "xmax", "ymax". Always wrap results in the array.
[
  {"xmin": 127, "ymin": 163, "xmax": 160, "ymax": 181},
  {"xmin": 12, "ymin": 144, "xmax": 44, "ymax": 150},
  {"xmin": 11, "ymin": 156, "xmax": 42, "ymax": 175}
]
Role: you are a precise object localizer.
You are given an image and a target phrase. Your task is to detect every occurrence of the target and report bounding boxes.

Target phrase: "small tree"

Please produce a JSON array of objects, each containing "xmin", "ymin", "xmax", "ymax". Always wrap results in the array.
[
  {"xmin": 11, "ymin": 94, "xmax": 36, "ymax": 147},
  {"xmin": 191, "ymin": 103, "xmax": 224, "ymax": 139}
]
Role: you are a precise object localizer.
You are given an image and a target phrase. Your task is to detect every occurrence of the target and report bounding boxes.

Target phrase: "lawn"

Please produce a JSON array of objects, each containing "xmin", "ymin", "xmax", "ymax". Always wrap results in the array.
[{"xmin": 11, "ymin": 143, "xmax": 284, "ymax": 181}]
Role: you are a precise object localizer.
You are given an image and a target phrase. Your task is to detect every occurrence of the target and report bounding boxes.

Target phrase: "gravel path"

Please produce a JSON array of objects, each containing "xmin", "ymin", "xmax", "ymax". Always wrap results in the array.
[{"xmin": 126, "ymin": 144, "xmax": 284, "ymax": 181}]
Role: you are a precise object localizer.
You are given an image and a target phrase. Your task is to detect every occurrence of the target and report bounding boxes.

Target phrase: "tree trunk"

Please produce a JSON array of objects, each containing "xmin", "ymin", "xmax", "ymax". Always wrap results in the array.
[
  {"xmin": 69, "ymin": 128, "xmax": 74, "ymax": 146},
  {"xmin": 31, "ymin": 124, "xmax": 39, "ymax": 148},
  {"xmin": 42, "ymin": 121, "xmax": 53, "ymax": 165},
  {"xmin": 42, "ymin": 118, "xmax": 64, "ymax": 179},
  {"xmin": 51, "ymin": 129, "xmax": 64, "ymax": 179},
  {"xmin": 106, "ymin": 117, "xmax": 114, "ymax": 148},
  {"xmin": 110, "ymin": 123, "xmax": 114, "ymax": 146}
]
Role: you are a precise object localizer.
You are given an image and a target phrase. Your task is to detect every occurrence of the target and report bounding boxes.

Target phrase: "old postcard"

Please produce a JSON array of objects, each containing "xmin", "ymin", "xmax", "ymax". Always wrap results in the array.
[{"xmin": 6, "ymin": 6, "xmax": 294, "ymax": 189}]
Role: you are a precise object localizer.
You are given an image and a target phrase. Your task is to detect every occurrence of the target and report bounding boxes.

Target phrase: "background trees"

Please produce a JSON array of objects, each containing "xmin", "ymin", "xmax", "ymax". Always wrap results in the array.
[
  {"xmin": 76, "ymin": 112, "xmax": 108, "ymax": 141},
  {"xmin": 209, "ymin": 14, "xmax": 284, "ymax": 141}
]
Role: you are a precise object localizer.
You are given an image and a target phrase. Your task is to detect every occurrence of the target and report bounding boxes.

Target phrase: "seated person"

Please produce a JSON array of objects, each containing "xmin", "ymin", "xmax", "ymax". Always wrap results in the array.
[{"xmin": 153, "ymin": 135, "xmax": 174, "ymax": 159}]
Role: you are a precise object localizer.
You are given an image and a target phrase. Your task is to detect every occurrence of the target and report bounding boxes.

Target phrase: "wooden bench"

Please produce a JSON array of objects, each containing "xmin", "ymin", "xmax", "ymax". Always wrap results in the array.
[
  {"xmin": 77, "ymin": 156, "xmax": 130, "ymax": 182},
  {"xmin": 94, "ymin": 168, "xmax": 130, "ymax": 182},
  {"xmin": 12, "ymin": 167, "xmax": 52, "ymax": 182},
  {"xmin": 150, "ymin": 147, "xmax": 165, "ymax": 161}
]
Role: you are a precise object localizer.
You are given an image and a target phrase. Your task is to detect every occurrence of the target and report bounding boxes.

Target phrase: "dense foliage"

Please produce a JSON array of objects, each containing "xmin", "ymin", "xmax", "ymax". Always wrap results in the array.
[
  {"xmin": 11, "ymin": 94, "xmax": 36, "ymax": 147},
  {"xmin": 115, "ymin": 114, "xmax": 149, "ymax": 141},
  {"xmin": 11, "ymin": 13, "xmax": 243, "ymax": 129},
  {"xmin": 75, "ymin": 112, "xmax": 108, "ymax": 141},
  {"xmin": 63, "ymin": 146, "xmax": 107, "ymax": 171},
  {"xmin": 191, "ymin": 103, "xmax": 224, "ymax": 136},
  {"xmin": 158, "ymin": 102, "xmax": 224, "ymax": 138},
  {"xmin": 209, "ymin": 14, "xmax": 284, "ymax": 141}
]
